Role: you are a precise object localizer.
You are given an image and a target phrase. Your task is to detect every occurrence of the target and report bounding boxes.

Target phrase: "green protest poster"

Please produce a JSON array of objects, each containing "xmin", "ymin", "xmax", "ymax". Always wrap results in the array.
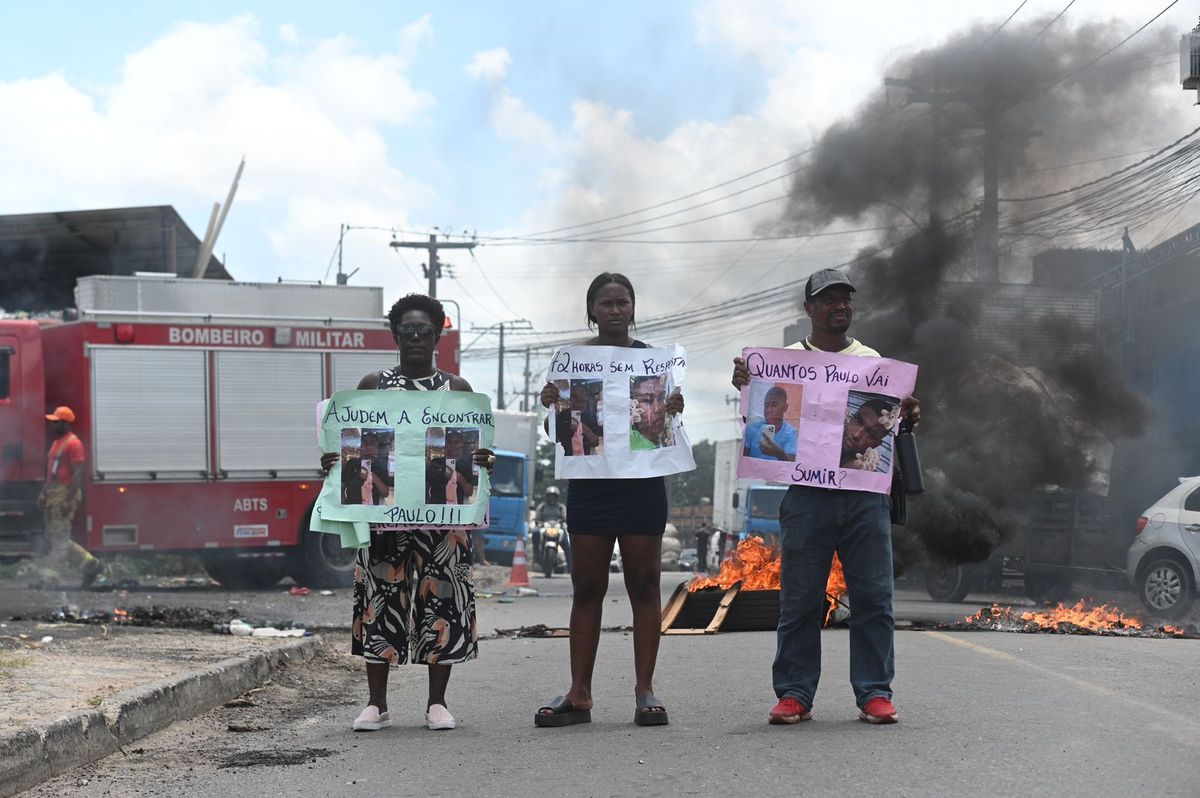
[{"xmin": 314, "ymin": 390, "xmax": 495, "ymax": 529}]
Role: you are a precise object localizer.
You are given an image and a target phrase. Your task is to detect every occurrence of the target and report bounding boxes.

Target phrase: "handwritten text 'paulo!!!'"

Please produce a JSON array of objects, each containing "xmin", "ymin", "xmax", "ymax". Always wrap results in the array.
[
  {"xmin": 745, "ymin": 351, "xmax": 890, "ymax": 389},
  {"xmin": 322, "ymin": 400, "xmax": 493, "ymax": 428},
  {"xmin": 549, "ymin": 350, "xmax": 685, "ymax": 376}
]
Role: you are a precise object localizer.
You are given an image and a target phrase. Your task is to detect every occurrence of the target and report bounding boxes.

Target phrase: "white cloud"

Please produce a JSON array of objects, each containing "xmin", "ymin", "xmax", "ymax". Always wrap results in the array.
[
  {"xmin": 491, "ymin": 89, "xmax": 558, "ymax": 152},
  {"xmin": 278, "ymin": 22, "xmax": 299, "ymax": 46},
  {"xmin": 0, "ymin": 14, "xmax": 437, "ymax": 295},
  {"xmin": 398, "ymin": 14, "xmax": 434, "ymax": 65},
  {"xmin": 465, "ymin": 47, "xmax": 511, "ymax": 83}
]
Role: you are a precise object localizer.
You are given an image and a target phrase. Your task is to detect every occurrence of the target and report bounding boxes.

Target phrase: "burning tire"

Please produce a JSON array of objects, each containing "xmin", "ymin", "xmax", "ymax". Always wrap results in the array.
[
  {"xmin": 1137, "ymin": 556, "xmax": 1194, "ymax": 619},
  {"xmin": 292, "ymin": 504, "xmax": 356, "ymax": 589},
  {"xmin": 924, "ymin": 563, "xmax": 973, "ymax": 603}
]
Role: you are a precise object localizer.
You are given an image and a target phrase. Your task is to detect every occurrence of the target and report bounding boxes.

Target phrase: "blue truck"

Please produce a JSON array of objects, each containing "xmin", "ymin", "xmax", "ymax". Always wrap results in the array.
[
  {"xmin": 480, "ymin": 412, "xmax": 539, "ymax": 564},
  {"xmin": 714, "ymin": 439, "xmax": 787, "ymax": 545}
]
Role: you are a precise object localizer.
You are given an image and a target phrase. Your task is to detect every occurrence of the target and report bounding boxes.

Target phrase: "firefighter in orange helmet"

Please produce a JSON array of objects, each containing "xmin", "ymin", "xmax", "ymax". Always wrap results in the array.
[{"xmin": 36, "ymin": 406, "xmax": 102, "ymax": 588}]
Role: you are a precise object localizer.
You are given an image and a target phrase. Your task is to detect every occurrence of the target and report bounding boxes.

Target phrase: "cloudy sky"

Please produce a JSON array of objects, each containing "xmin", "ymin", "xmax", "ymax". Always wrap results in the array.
[{"xmin": 2, "ymin": 1, "xmax": 1195, "ymax": 440}]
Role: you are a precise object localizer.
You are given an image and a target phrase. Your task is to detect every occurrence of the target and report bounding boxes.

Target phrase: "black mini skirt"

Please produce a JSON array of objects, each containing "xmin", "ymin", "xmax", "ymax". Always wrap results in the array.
[{"xmin": 566, "ymin": 477, "xmax": 668, "ymax": 536}]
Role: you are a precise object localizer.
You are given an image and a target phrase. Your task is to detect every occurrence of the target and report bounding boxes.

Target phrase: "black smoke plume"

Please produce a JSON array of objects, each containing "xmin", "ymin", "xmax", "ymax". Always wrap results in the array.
[{"xmin": 783, "ymin": 17, "xmax": 1170, "ymax": 572}]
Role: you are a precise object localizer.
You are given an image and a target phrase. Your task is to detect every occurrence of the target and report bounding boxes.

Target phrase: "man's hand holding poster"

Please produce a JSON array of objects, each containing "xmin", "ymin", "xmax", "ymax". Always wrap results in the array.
[
  {"xmin": 738, "ymin": 347, "xmax": 917, "ymax": 494},
  {"xmin": 314, "ymin": 390, "xmax": 495, "ymax": 529},
  {"xmin": 548, "ymin": 344, "xmax": 695, "ymax": 479}
]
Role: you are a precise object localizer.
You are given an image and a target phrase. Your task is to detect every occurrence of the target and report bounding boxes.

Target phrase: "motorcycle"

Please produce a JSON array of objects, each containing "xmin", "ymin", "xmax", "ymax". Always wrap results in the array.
[{"xmin": 539, "ymin": 521, "xmax": 568, "ymax": 578}]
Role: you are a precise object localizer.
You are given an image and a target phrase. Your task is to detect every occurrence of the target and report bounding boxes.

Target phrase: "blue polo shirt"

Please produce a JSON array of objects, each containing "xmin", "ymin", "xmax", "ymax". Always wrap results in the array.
[{"xmin": 744, "ymin": 419, "xmax": 798, "ymax": 460}]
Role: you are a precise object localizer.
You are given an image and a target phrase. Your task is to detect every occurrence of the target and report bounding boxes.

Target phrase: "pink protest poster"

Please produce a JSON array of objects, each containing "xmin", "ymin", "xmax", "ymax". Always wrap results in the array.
[{"xmin": 738, "ymin": 347, "xmax": 918, "ymax": 495}]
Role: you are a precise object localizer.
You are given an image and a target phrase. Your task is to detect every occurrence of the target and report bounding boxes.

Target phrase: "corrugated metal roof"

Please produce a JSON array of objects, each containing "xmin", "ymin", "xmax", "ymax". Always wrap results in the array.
[{"xmin": 0, "ymin": 205, "xmax": 231, "ymax": 312}]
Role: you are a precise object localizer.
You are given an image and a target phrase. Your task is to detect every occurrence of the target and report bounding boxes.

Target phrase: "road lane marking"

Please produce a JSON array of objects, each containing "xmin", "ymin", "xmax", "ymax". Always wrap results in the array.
[{"xmin": 921, "ymin": 631, "xmax": 1200, "ymax": 740}]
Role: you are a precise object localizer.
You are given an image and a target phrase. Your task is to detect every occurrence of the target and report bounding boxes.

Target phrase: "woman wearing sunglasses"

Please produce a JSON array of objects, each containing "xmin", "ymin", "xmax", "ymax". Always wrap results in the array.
[{"xmin": 320, "ymin": 294, "xmax": 494, "ymax": 732}]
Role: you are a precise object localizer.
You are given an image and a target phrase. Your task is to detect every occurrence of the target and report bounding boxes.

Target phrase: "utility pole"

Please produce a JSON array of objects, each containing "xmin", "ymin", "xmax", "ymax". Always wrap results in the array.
[
  {"xmin": 884, "ymin": 74, "xmax": 1026, "ymax": 284},
  {"xmin": 522, "ymin": 348, "xmax": 532, "ymax": 412},
  {"xmin": 976, "ymin": 102, "xmax": 1001, "ymax": 283},
  {"xmin": 497, "ymin": 323, "xmax": 506, "ymax": 410},
  {"xmin": 469, "ymin": 319, "xmax": 532, "ymax": 410},
  {"xmin": 390, "ymin": 232, "xmax": 476, "ymax": 298}
]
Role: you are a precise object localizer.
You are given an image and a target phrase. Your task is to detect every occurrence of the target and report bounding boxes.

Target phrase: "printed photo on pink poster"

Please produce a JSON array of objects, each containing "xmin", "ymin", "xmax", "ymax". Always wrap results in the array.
[{"xmin": 736, "ymin": 347, "xmax": 918, "ymax": 495}]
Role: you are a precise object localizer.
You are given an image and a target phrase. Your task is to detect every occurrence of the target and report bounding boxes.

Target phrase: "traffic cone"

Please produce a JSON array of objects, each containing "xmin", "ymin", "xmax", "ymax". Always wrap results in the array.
[{"xmin": 508, "ymin": 533, "xmax": 530, "ymax": 587}]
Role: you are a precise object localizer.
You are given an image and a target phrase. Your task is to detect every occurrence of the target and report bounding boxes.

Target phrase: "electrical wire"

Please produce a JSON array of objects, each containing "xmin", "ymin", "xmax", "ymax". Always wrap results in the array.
[
  {"xmin": 1032, "ymin": 0, "xmax": 1077, "ymax": 40},
  {"xmin": 999, "ymin": 125, "xmax": 1200, "ymax": 202},
  {"xmin": 467, "ymin": 248, "xmax": 524, "ymax": 320},
  {"xmin": 984, "ymin": 0, "xmax": 1030, "ymax": 45},
  {"xmin": 1043, "ymin": 0, "xmax": 1182, "ymax": 90}
]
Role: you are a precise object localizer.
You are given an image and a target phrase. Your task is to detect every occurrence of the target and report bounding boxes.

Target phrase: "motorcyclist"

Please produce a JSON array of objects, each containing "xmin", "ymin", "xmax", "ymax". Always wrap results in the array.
[
  {"xmin": 534, "ymin": 487, "xmax": 570, "ymax": 569},
  {"xmin": 535, "ymin": 486, "xmax": 565, "ymax": 524}
]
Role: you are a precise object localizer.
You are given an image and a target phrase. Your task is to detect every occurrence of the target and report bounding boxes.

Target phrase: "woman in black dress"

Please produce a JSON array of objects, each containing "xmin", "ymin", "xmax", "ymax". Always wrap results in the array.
[
  {"xmin": 321, "ymin": 294, "xmax": 493, "ymax": 732},
  {"xmin": 534, "ymin": 273, "xmax": 683, "ymax": 728}
]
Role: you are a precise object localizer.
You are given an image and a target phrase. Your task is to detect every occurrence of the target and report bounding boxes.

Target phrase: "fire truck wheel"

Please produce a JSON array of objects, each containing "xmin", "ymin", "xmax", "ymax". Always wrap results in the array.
[
  {"xmin": 294, "ymin": 504, "xmax": 356, "ymax": 589},
  {"xmin": 201, "ymin": 555, "xmax": 286, "ymax": 590},
  {"xmin": 924, "ymin": 563, "xmax": 973, "ymax": 603},
  {"xmin": 1137, "ymin": 556, "xmax": 1194, "ymax": 619}
]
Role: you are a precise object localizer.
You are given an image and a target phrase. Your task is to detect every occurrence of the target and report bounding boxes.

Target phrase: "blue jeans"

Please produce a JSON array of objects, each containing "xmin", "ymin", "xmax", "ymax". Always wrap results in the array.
[{"xmin": 772, "ymin": 485, "xmax": 895, "ymax": 709}]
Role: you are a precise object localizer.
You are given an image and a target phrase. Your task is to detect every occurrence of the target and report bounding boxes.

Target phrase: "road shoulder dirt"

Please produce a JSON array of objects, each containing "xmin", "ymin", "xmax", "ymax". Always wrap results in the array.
[{"xmin": 0, "ymin": 623, "xmax": 321, "ymax": 797}]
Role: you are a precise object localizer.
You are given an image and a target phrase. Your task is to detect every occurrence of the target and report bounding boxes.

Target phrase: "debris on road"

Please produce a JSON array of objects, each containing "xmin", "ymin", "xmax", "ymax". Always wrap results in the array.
[
  {"xmin": 942, "ymin": 600, "xmax": 1200, "ymax": 638},
  {"xmin": 288, "ymin": 586, "xmax": 311, "ymax": 597},
  {"xmin": 494, "ymin": 623, "xmax": 632, "ymax": 638},
  {"xmin": 218, "ymin": 748, "xmax": 333, "ymax": 769},
  {"xmin": 226, "ymin": 722, "xmax": 270, "ymax": 733}
]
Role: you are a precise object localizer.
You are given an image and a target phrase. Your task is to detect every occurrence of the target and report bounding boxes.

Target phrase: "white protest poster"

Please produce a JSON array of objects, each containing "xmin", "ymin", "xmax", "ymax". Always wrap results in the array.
[
  {"xmin": 313, "ymin": 390, "xmax": 495, "ymax": 529},
  {"xmin": 738, "ymin": 346, "xmax": 918, "ymax": 495},
  {"xmin": 547, "ymin": 344, "xmax": 696, "ymax": 479}
]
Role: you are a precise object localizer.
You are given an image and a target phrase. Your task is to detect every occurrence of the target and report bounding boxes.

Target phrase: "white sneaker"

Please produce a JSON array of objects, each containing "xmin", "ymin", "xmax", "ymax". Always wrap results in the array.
[
  {"xmin": 425, "ymin": 703, "xmax": 456, "ymax": 730},
  {"xmin": 352, "ymin": 705, "xmax": 392, "ymax": 731}
]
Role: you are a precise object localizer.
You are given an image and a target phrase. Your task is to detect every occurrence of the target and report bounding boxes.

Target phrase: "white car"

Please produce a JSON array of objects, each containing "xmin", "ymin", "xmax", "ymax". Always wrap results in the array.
[{"xmin": 1127, "ymin": 476, "xmax": 1200, "ymax": 618}]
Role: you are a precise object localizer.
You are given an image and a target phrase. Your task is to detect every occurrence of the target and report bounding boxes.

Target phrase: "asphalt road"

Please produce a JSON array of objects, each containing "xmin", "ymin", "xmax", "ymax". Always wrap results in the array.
[
  {"xmin": 0, "ymin": 570, "xmax": 1039, "ymax": 633},
  {"xmin": 26, "ymin": 624, "xmax": 1200, "ymax": 797}
]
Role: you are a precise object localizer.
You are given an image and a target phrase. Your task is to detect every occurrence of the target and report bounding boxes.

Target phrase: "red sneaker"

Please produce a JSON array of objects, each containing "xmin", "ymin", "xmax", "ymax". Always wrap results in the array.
[
  {"xmin": 768, "ymin": 697, "xmax": 813, "ymax": 725},
  {"xmin": 859, "ymin": 697, "xmax": 899, "ymax": 724}
]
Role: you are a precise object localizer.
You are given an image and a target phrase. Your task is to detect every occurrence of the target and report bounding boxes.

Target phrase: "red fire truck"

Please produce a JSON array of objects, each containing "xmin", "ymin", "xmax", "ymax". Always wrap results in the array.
[{"xmin": 0, "ymin": 275, "xmax": 460, "ymax": 587}]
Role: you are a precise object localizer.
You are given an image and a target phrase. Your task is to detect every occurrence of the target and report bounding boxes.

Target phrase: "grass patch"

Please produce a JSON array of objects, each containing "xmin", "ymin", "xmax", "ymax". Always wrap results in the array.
[
  {"xmin": 86, "ymin": 695, "xmax": 103, "ymax": 707},
  {"xmin": 0, "ymin": 653, "xmax": 31, "ymax": 677}
]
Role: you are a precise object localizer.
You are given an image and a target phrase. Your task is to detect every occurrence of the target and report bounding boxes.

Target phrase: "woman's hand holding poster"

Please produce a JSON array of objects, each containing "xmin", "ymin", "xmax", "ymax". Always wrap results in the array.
[
  {"xmin": 738, "ymin": 347, "xmax": 917, "ymax": 494},
  {"xmin": 548, "ymin": 344, "xmax": 695, "ymax": 479},
  {"xmin": 314, "ymin": 390, "xmax": 495, "ymax": 533}
]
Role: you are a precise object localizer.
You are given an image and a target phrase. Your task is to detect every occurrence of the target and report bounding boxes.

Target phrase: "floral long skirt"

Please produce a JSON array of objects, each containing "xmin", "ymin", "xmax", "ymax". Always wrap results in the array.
[{"xmin": 351, "ymin": 528, "xmax": 477, "ymax": 665}]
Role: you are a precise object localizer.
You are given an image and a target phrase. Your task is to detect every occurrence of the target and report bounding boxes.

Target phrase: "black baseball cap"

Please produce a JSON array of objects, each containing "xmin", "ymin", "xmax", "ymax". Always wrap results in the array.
[{"xmin": 804, "ymin": 268, "xmax": 856, "ymax": 302}]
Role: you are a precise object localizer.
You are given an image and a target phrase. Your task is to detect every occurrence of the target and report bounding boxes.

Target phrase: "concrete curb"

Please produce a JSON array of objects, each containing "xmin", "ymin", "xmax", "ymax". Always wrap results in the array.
[{"xmin": 0, "ymin": 635, "xmax": 322, "ymax": 797}]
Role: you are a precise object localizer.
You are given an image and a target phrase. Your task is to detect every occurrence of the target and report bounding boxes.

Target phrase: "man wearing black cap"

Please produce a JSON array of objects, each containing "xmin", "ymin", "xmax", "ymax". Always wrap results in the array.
[{"xmin": 731, "ymin": 268, "xmax": 919, "ymax": 727}]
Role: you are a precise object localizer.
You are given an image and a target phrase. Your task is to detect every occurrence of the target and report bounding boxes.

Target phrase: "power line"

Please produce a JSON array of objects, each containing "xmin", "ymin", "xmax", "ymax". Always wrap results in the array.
[
  {"xmin": 477, "ymin": 223, "xmax": 901, "ymax": 247},
  {"xmin": 1044, "ymin": 0, "xmax": 1182, "ymax": 90},
  {"xmin": 1032, "ymin": 0, "xmax": 1077, "ymax": 40},
  {"xmin": 484, "ymin": 169, "xmax": 802, "ymax": 244},
  {"xmin": 518, "ymin": 154, "xmax": 805, "ymax": 238},
  {"xmin": 467, "ymin": 248, "xmax": 524, "ymax": 319},
  {"xmin": 984, "ymin": 0, "xmax": 1030, "ymax": 45},
  {"xmin": 999, "ymin": 125, "xmax": 1200, "ymax": 202},
  {"xmin": 505, "ymin": 104, "xmax": 924, "ymax": 243}
]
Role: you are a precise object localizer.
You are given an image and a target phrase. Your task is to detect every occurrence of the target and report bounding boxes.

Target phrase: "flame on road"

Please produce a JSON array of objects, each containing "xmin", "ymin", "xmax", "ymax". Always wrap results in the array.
[
  {"xmin": 962, "ymin": 600, "xmax": 1189, "ymax": 637},
  {"xmin": 688, "ymin": 536, "xmax": 848, "ymax": 625}
]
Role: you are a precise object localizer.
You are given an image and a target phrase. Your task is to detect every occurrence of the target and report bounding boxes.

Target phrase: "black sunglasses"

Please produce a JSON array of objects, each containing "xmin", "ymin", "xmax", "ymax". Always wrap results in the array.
[{"xmin": 396, "ymin": 323, "xmax": 436, "ymax": 339}]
